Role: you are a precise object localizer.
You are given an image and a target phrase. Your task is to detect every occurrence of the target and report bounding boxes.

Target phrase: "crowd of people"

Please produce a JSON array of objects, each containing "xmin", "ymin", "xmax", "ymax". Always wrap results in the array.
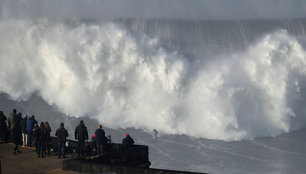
[
  {"xmin": 0, "ymin": 109, "xmax": 135, "ymax": 159},
  {"xmin": 0, "ymin": 109, "xmax": 53, "ymax": 157}
]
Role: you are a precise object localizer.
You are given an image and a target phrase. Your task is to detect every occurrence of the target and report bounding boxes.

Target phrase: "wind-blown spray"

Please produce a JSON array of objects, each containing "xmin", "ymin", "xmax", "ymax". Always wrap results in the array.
[{"xmin": 1, "ymin": 19, "xmax": 306, "ymax": 140}]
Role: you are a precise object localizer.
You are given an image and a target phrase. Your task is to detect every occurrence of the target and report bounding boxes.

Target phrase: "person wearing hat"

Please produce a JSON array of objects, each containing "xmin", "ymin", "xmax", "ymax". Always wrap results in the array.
[
  {"xmin": 122, "ymin": 133, "xmax": 134, "ymax": 148},
  {"xmin": 75, "ymin": 120, "xmax": 88, "ymax": 156}
]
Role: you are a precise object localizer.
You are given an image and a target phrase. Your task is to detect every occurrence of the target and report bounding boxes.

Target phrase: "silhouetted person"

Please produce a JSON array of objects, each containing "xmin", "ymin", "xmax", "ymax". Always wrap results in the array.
[
  {"xmin": 17, "ymin": 113, "xmax": 23, "ymax": 145},
  {"xmin": 95, "ymin": 124, "xmax": 107, "ymax": 155},
  {"xmin": 55, "ymin": 122, "xmax": 68, "ymax": 158},
  {"xmin": 44, "ymin": 122, "xmax": 51, "ymax": 156},
  {"xmin": 26, "ymin": 115, "xmax": 37, "ymax": 146},
  {"xmin": 0, "ymin": 111, "xmax": 8, "ymax": 143},
  {"xmin": 75, "ymin": 120, "xmax": 88, "ymax": 156},
  {"xmin": 33, "ymin": 124, "xmax": 40, "ymax": 157},
  {"xmin": 8, "ymin": 109, "xmax": 22, "ymax": 154},
  {"xmin": 21, "ymin": 115, "xmax": 27, "ymax": 146},
  {"xmin": 122, "ymin": 133, "xmax": 134, "ymax": 148},
  {"xmin": 35, "ymin": 122, "xmax": 48, "ymax": 158}
]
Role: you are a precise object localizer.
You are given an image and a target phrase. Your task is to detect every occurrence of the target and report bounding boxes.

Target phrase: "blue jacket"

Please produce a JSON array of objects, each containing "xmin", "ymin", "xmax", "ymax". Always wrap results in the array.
[{"xmin": 26, "ymin": 117, "xmax": 37, "ymax": 132}]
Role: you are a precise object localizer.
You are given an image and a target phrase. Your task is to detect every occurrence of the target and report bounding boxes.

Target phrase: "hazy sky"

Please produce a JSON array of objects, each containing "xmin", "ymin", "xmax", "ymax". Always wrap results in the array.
[{"xmin": 1, "ymin": 0, "xmax": 306, "ymax": 19}]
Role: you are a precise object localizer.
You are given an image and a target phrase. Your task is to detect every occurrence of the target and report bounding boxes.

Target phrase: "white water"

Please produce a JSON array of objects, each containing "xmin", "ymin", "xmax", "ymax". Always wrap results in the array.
[{"xmin": 1, "ymin": 19, "xmax": 306, "ymax": 140}]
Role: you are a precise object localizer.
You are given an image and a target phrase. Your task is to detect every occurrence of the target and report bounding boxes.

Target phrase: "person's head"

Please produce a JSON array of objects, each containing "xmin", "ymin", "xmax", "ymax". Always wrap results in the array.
[
  {"xmin": 126, "ymin": 133, "xmax": 129, "ymax": 138},
  {"xmin": 18, "ymin": 112, "xmax": 22, "ymax": 117},
  {"xmin": 13, "ymin": 109, "xmax": 17, "ymax": 114},
  {"xmin": 60, "ymin": 122, "xmax": 64, "ymax": 128},
  {"xmin": 45, "ymin": 122, "xmax": 50, "ymax": 127},
  {"xmin": 98, "ymin": 124, "xmax": 102, "ymax": 129},
  {"xmin": 80, "ymin": 120, "xmax": 84, "ymax": 124},
  {"xmin": 34, "ymin": 124, "xmax": 38, "ymax": 128},
  {"xmin": 31, "ymin": 115, "xmax": 35, "ymax": 119},
  {"xmin": 40, "ymin": 122, "xmax": 45, "ymax": 128}
]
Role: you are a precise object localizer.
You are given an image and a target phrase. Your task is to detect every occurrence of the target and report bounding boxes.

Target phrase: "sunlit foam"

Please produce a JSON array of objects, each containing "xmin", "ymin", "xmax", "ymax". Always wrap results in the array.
[{"xmin": 0, "ymin": 19, "xmax": 306, "ymax": 140}]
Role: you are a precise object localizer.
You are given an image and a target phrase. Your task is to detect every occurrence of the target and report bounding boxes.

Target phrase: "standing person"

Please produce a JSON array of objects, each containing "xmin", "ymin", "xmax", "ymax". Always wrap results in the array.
[
  {"xmin": 75, "ymin": 120, "xmax": 88, "ymax": 156},
  {"xmin": 21, "ymin": 115, "xmax": 28, "ymax": 146},
  {"xmin": 0, "ymin": 111, "xmax": 7, "ymax": 143},
  {"xmin": 122, "ymin": 133, "xmax": 134, "ymax": 148},
  {"xmin": 34, "ymin": 122, "xmax": 47, "ymax": 158},
  {"xmin": 26, "ymin": 115, "xmax": 37, "ymax": 146},
  {"xmin": 55, "ymin": 122, "xmax": 68, "ymax": 159},
  {"xmin": 33, "ymin": 124, "xmax": 41, "ymax": 157},
  {"xmin": 39, "ymin": 122, "xmax": 47, "ymax": 158},
  {"xmin": 17, "ymin": 113, "xmax": 23, "ymax": 146},
  {"xmin": 95, "ymin": 124, "xmax": 107, "ymax": 155},
  {"xmin": 44, "ymin": 122, "xmax": 52, "ymax": 156},
  {"xmin": 8, "ymin": 109, "xmax": 22, "ymax": 154}
]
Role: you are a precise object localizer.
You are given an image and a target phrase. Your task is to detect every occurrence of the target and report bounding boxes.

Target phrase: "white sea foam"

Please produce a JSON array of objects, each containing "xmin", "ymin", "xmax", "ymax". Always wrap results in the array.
[{"xmin": 0, "ymin": 19, "xmax": 306, "ymax": 140}]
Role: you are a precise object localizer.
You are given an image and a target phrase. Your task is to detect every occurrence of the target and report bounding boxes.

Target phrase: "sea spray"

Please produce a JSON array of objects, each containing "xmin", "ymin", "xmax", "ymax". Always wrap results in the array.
[{"xmin": 0, "ymin": 19, "xmax": 306, "ymax": 140}]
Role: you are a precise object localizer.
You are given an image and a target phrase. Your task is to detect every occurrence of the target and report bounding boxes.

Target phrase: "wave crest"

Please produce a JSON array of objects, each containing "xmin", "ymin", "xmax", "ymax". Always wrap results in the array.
[{"xmin": 0, "ymin": 19, "xmax": 306, "ymax": 140}]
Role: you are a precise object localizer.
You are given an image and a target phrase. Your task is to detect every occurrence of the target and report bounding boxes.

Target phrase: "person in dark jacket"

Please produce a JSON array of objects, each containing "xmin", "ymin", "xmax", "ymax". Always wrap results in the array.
[
  {"xmin": 0, "ymin": 111, "xmax": 8, "ymax": 143},
  {"xmin": 55, "ymin": 122, "xmax": 68, "ymax": 158},
  {"xmin": 122, "ymin": 133, "xmax": 134, "ymax": 148},
  {"xmin": 21, "ymin": 115, "xmax": 27, "ymax": 146},
  {"xmin": 40, "ymin": 122, "xmax": 48, "ymax": 157},
  {"xmin": 36, "ymin": 122, "xmax": 48, "ymax": 158},
  {"xmin": 95, "ymin": 124, "xmax": 108, "ymax": 155},
  {"xmin": 26, "ymin": 115, "xmax": 37, "ymax": 146},
  {"xmin": 17, "ymin": 113, "xmax": 23, "ymax": 145},
  {"xmin": 44, "ymin": 122, "xmax": 51, "ymax": 156},
  {"xmin": 8, "ymin": 109, "xmax": 22, "ymax": 154},
  {"xmin": 33, "ymin": 124, "xmax": 41, "ymax": 157},
  {"xmin": 75, "ymin": 120, "xmax": 88, "ymax": 156}
]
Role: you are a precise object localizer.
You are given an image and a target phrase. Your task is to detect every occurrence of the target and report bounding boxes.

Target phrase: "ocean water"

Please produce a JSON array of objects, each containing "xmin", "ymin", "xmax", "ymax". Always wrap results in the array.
[
  {"xmin": 1, "ymin": 18, "xmax": 306, "ymax": 173},
  {"xmin": 1, "ymin": 93, "xmax": 306, "ymax": 174}
]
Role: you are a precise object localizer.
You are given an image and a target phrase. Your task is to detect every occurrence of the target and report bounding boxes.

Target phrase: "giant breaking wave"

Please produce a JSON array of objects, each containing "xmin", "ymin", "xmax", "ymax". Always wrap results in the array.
[{"xmin": 1, "ymin": 18, "xmax": 306, "ymax": 140}]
